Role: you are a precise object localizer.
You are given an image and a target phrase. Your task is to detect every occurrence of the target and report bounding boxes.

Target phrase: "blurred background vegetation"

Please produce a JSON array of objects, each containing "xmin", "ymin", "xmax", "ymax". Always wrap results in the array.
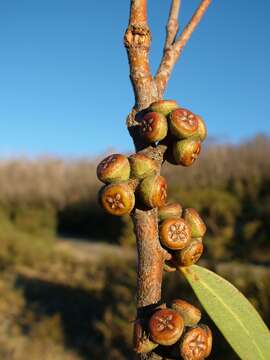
[{"xmin": 0, "ymin": 135, "xmax": 270, "ymax": 359}]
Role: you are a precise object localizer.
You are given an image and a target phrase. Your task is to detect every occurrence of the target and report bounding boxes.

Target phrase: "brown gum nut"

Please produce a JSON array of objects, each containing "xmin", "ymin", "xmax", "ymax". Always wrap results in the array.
[
  {"xmin": 140, "ymin": 112, "xmax": 168, "ymax": 143},
  {"xmin": 205, "ymin": 328, "xmax": 213, "ymax": 358},
  {"xmin": 133, "ymin": 319, "xmax": 158, "ymax": 354},
  {"xmin": 175, "ymin": 239, "xmax": 204, "ymax": 267},
  {"xmin": 196, "ymin": 115, "xmax": 207, "ymax": 142},
  {"xmin": 129, "ymin": 153, "xmax": 159, "ymax": 180},
  {"xmin": 183, "ymin": 208, "xmax": 207, "ymax": 238},
  {"xmin": 173, "ymin": 138, "xmax": 201, "ymax": 166},
  {"xmin": 99, "ymin": 182, "xmax": 135, "ymax": 216},
  {"xmin": 171, "ymin": 299, "xmax": 201, "ymax": 327},
  {"xmin": 149, "ymin": 308, "xmax": 184, "ymax": 346},
  {"xmin": 159, "ymin": 218, "xmax": 191, "ymax": 250},
  {"xmin": 158, "ymin": 202, "xmax": 183, "ymax": 222},
  {"xmin": 149, "ymin": 100, "xmax": 179, "ymax": 116},
  {"xmin": 96, "ymin": 154, "xmax": 130, "ymax": 183},
  {"xmin": 199, "ymin": 324, "xmax": 212, "ymax": 358},
  {"xmin": 138, "ymin": 174, "xmax": 167, "ymax": 208},
  {"xmin": 169, "ymin": 108, "xmax": 199, "ymax": 139},
  {"xmin": 180, "ymin": 325, "xmax": 209, "ymax": 360}
]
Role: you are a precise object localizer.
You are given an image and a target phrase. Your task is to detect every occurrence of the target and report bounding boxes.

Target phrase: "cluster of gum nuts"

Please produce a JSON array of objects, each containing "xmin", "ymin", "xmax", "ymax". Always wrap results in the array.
[
  {"xmin": 134, "ymin": 300, "xmax": 212, "ymax": 359},
  {"xmin": 96, "ymin": 100, "xmax": 211, "ymax": 359}
]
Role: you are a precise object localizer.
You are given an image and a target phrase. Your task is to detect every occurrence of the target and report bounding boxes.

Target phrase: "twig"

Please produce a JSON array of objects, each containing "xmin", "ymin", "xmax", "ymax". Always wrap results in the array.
[
  {"xmin": 155, "ymin": 0, "xmax": 212, "ymax": 97},
  {"xmin": 174, "ymin": 0, "xmax": 211, "ymax": 54},
  {"xmin": 165, "ymin": 0, "xmax": 181, "ymax": 50}
]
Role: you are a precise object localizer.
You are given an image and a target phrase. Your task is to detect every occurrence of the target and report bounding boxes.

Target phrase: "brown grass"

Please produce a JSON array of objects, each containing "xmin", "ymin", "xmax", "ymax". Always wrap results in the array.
[
  {"xmin": 0, "ymin": 135, "xmax": 268, "ymax": 209},
  {"xmin": 0, "ymin": 157, "xmax": 98, "ymax": 208}
]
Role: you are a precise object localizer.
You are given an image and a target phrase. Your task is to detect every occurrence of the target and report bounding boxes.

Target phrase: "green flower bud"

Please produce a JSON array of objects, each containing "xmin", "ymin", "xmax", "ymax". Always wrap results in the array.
[
  {"xmin": 159, "ymin": 218, "xmax": 191, "ymax": 250},
  {"xmin": 149, "ymin": 309, "xmax": 184, "ymax": 346},
  {"xmin": 140, "ymin": 112, "xmax": 168, "ymax": 143},
  {"xmin": 183, "ymin": 208, "xmax": 207, "ymax": 237},
  {"xmin": 173, "ymin": 138, "xmax": 201, "ymax": 166},
  {"xmin": 174, "ymin": 238, "xmax": 204, "ymax": 267},
  {"xmin": 149, "ymin": 100, "xmax": 179, "ymax": 116},
  {"xmin": 99, "ymin": 182, "xmax": 135, "ymax": 216},
  {"xmin": 171, "ymin": 299, "xmax": 201, "ymax": 327},
  {"xmin": 196, "ymin": 115, "xmax": 207, "ymax": 142},
  {"xmin": 169, "ymin": 108, "xmax": 198, "ymax": 139},
  {"xmin": 97, "ymin": 154, "xmax": 130, "ymax": 183},
  {"xmin": 158, "ymin": 202, "xmax": 183, "ymax": 222},
  {"xmin": 129, "ymin": 153, "xmax": 159, "ymax": 180},
  {"xmin": 138, "ymin": 174, "xmax": 167, "ymax": 208}
]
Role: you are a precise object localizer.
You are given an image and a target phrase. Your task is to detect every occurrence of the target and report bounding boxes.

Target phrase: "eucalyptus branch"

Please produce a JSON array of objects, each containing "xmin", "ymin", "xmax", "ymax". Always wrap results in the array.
[
  {"xmin": 123, "ymin": 1, "xmax": 212, "ymax": 359},
  {"xmin": 97, "ymin": 2, "xmax": 266, "ymax": 359},
  {"xmin": 124, "ymin": 0, "xmax": 167, "ymax": 330}
]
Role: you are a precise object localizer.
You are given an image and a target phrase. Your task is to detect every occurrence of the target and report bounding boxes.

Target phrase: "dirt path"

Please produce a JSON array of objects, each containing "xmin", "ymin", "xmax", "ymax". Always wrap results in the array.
[
  {"xmin": 56, "ymin": 237, "xmax": 135, "ymax": 263},
  {"xmin": 55, "ymin": 238, "xmax": 270, "ymax": 276}
]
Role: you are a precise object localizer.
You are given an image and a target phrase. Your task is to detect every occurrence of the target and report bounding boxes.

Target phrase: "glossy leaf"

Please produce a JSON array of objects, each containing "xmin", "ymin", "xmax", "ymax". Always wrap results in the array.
[{"xmin": 180, "ymin": 265, "xmax": 270, "ymax": 360}]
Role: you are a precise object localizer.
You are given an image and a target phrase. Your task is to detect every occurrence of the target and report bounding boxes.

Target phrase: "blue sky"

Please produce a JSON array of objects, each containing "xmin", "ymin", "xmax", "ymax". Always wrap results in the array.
[{"xmin": 0, "ymin": 0, "xmax": 269, "ymax": 157}]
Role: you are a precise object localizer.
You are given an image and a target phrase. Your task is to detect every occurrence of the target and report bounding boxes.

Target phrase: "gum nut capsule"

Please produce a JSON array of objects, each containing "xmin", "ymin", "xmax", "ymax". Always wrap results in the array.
[
  {"xmin": 175, "ymin": 238, "xmax": 204, "ymax": 267},
  {"xmin": 149, "ymin": 308, "xmax": 184, "ymax": 346},
  {"xmin": 96, "ymin": 154, "xmax": 130, "ymax": 183},
  {"xmin": 171, "ymin": 299, "xmax": 201, "ymax": 327},
  {"xmin": 173, "ymin": 138, "xmax": 201, "ymax": 166},
  {"xmin": 196, "ymin": 115, "xmax": 207, "ymax": 142},
  {"xmin": 158, "ymin": 202, "xmax": 183, "ymax": 222},
  {"xmin": 183, "ymin": 208, "xmax": 207, "ymax": 238},
  {"xmin": 129, "ymin": 153, "xmax": 159, "ymax": 180},
  {"xmin": 159, "ymin": 218, "xmax": 191, "ymax": 250},
  {"xmin": 138, "ymin": 174, "xmax": 167, "ymax": 208},
  {"xmin": 99, "ymin": 182, "xmax": 135, "ymax": 216},
  {"xmin": 180, "ymin": 325, "xmax": 210, "ymax": 360},
  {"xmin": 140, "ymin": 112, "xmax": 168, "ymax": 143},
  {"xmin": 169, "ymin": 108, "xmax": 199, "ymax": 139},
  {"xmin": 133, "ymin": 319, "xmax": 158, "ymax": 354},
  {"xmin": 199, "ymin": 325, "xmax": 212, "ymax": 358},
  {"xmin": 149, "ymin": 100, "xmax": 179, "ymax": 116}
]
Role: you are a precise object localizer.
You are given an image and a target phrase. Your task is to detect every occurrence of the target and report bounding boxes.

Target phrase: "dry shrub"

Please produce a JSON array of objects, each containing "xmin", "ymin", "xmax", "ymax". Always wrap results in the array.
[{"xmin": 0, "ymin": 157, "xmax": 98, "ymax": 208}]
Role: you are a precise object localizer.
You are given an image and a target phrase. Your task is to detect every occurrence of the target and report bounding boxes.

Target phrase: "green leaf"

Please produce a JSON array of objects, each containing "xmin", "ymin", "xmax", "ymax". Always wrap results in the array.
[{"xmin": 180, "ymin": 265, "xmax": 270, "ymax": 360}]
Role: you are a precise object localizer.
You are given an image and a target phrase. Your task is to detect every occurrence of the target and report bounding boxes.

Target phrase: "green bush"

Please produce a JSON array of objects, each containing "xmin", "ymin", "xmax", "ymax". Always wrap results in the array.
[{"xmin": 0, "ymin": 215, "xmax": 54, "ymax": 269}]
